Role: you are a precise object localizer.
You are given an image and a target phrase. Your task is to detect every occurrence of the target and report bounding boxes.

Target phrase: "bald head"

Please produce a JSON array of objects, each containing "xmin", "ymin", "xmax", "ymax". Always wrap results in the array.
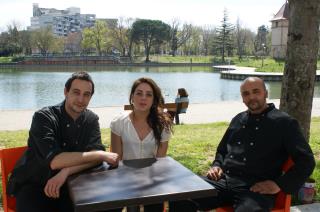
[
  {"xmin": 240, "ymin": 77, "xmax": 266, "ymax": 92},
  {"xmin": 240, "ymin": 77, "xmax": 268, "ymax": 114}
]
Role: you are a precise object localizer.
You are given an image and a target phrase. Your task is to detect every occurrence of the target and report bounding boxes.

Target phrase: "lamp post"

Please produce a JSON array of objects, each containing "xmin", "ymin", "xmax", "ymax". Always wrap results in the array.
[{"xmin": 261, "ymin": 43, "xmax": 266, "ymax": 67}]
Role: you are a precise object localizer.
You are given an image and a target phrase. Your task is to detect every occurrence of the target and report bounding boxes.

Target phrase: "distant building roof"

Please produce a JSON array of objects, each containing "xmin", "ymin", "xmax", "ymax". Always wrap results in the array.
[{"xmin": 271, "ymin": 1, "xmax": 289, "ymax": 21}]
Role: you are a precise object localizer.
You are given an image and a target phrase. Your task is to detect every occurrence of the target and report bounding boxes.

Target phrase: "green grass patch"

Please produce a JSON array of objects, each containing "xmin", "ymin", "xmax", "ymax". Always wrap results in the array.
[
  {"xmin": 0, "ymin": 57, "xmax": 13, "ymax": 63},
  {"xmin": 0, "ymin": 119, "xmax": 320, "ymax": 203},
  {"xmin": 133, "ymin": 55, "xmax": 213, "ymax": 63}
]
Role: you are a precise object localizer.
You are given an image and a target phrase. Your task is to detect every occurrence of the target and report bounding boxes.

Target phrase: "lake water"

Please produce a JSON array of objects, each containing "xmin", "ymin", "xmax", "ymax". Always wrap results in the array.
[{"xmin": 1, "ymin": 66, "xmax": 320, "ymax": 110}]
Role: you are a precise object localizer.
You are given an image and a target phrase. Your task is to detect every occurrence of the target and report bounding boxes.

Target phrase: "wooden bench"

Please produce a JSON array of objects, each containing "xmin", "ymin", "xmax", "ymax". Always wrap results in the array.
[{"xmin": 124, "ymin": 102, "xmax": 189, "ymax": 124}]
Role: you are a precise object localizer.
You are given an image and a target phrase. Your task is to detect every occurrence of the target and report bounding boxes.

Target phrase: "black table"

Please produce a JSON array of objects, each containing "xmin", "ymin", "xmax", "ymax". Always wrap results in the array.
[{"xmin": 68, "ymin": 156, "xmax": 216, "ymax": 212}]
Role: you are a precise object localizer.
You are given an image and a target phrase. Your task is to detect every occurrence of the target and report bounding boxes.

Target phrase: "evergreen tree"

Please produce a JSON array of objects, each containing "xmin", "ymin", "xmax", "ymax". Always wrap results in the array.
[
  {"xmin": 215, "ymin": 8, "xmax": 234, "ymax": 63},
  {"xmin": 254, "ymin": 25, "xmax": 268, "ymax": 53}
]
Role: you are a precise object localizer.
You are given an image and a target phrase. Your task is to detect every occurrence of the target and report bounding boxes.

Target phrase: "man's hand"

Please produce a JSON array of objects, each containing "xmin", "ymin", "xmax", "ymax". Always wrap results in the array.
[
  {"xmin": 102, "ymin": 152, "xmax": 119, "ymax": 167},
  {"xmin": 250, "ymin": 180, "xmax": 281, "ymax": 194},
  {"xmin": 44, "ymin": 168, "xmax": 70, "ymax": 198},
  {"xmin": 207, "ymin": 166, "xmax": 223, "ymax": 181}
]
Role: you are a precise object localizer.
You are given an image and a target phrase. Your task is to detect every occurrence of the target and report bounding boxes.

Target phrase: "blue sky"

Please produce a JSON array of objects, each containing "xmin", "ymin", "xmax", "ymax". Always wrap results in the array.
[{"xmin": 0, "ymin": 0, "xmax": 286, "ymax": 32}]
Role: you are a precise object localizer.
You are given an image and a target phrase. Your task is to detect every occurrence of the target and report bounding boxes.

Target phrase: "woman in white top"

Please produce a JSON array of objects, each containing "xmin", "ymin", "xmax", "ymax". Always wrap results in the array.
[{"xmin": 110, "ymin": 77, "xmax": 173, "ymax": 212}]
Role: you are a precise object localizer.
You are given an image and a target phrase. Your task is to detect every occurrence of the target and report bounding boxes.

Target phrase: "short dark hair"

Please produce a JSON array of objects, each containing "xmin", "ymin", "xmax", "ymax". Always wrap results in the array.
[{"xmin": 65, "ymin": 71, "xmax": 95, "ymax": 95}]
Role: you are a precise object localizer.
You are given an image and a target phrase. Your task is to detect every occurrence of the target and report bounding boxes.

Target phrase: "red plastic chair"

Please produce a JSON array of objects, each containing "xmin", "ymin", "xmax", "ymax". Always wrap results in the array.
[
  {"xmin": 0, "ymin": 146, "xmax": 27, "ymax": 212},
  {"xmin": 216, "ymin": 158, "xmax": 294, "ymax": 212}
]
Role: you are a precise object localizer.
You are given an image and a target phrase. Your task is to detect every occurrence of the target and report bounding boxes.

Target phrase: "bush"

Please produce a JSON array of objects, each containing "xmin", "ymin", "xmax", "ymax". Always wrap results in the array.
[{"xmin": 11, "ymin": 56, "xmax": 25, "ymax": 62}]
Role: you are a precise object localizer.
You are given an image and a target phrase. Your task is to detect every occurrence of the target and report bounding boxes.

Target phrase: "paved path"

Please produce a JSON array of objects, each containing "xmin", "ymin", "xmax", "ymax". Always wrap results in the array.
[{"xmin": 0, "ymin": 98, "xmax": 320, "ymax": 131}]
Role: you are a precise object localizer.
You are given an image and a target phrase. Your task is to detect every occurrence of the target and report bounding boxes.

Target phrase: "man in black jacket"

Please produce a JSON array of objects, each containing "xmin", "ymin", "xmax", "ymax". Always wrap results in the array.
[
  {"xmin": 8, "ymin": 72, "xmax": 119, "ymax": 212},
  {"xmin": 170, "ymin": 77, "xmax": 315, "ymax": 212}
]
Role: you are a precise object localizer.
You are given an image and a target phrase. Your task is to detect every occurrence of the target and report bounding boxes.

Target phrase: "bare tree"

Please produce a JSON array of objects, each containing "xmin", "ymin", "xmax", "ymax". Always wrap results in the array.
[
  {"xmin": 109, "ymin": 17, "xmax": 133, "ymax": 56},
  {"xmin": 170, "ymin": 19, "xmax": 193, "ymax": 56},
  {"xmin": 201, "ymin": 25, "xmax": 215, "ymax": 56},
  {"xmin": 280, "ymin": 0, "xmax": 320, "ymax": 142},
  {"xmin": 235, "ymin": 18, "xmax": 247, "ymax": 60},
  {"xmin": 32, "ymin": 26, "xmax": 55, "ymax": 56}
]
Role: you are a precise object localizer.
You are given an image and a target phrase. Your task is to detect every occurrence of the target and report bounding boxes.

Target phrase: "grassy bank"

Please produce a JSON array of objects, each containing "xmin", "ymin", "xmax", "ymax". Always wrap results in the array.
[
  {"xmin": 2, "ymin": 55, "xmax": 320, "ymax": 73},
  {"xmin": 0, "ymin": 57, "xmax": 12, "ymax": 63},
  {"xmin": 1, "ymin": 119, "xmax": 319, "ymax": 203}
]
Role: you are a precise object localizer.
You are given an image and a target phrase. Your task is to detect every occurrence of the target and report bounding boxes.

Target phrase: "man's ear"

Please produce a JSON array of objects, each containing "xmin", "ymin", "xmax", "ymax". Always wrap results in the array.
[
  {"xmin": 265, "ymin": 90, "xmax": 268, "ymax": 99},
  {"xmin": 64, "ymin": 88, "xmax": 67, "ymax": 97}
]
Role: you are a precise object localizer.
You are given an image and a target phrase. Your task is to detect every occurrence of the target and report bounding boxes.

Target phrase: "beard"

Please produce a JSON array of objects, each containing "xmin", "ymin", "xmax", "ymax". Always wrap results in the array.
[{"xmin": 247, "ymin": 100, "xmax": 266, "ymax": 113}]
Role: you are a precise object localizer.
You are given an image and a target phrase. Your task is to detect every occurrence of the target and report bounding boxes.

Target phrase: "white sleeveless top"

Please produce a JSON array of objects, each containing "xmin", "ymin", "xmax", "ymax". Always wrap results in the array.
[{"xmin": 110, "ymin": 113, "xmax": 171, "ymax": 160}]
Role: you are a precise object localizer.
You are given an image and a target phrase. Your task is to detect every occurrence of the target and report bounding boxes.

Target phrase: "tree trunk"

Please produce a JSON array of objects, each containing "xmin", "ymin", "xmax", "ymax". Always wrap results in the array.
[
  {"xmin": 145, "ymin": 46, "xmax": 150, "ymax": 63},
  {"xmin": 280, "ymin": 0, "xmax": 320, "ymax": 142}
]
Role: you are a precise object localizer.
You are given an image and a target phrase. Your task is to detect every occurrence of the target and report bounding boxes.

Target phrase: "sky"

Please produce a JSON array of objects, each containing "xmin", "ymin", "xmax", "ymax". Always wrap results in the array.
[{"xmin": 0, "ymin": 0, "xmax": 286, "ymax": 32}]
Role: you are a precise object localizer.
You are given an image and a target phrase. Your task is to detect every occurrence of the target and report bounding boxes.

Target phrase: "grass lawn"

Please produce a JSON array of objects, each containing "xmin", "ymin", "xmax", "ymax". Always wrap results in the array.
[
  {"xmin": 2, "ymin": 55, "xmax": 320, "ymax": 73},
  {"xmin": 0, "ymin": 118, "xmax": 319, "ymax": 203},
  {"xmin": 0, "ymin": 57, "xmax": 12, "ymax": 63}
]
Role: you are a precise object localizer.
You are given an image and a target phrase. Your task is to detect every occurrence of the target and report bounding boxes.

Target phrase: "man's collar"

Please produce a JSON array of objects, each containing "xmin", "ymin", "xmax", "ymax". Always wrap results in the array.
[
  {"xmin": 61, "ymin": 100, "xmax": 85, "ymax": 123},
  {"xmin": 247, "ymin": 103, "xmax": 275, "ymax": 117}
]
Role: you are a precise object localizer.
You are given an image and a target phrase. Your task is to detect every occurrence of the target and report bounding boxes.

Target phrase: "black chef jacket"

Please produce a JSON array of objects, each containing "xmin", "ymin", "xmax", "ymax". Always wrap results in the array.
[
  {"xmin": 212, "ymin": 103, "xmax": 315, "ymax": 194},
  {"xmin": 7, "ymin": 101, "xmax": 105, "ymax": 195}
]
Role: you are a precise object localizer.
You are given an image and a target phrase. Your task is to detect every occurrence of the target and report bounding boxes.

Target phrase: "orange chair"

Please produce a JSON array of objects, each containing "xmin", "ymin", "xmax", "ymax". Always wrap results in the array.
[
  {"xmin": 216, "ymin": 158, "xmax": 294, "ymax": 212},
  {"xmin": 0, "ymin": 146, "xmax": 27, "ymax": 212}
]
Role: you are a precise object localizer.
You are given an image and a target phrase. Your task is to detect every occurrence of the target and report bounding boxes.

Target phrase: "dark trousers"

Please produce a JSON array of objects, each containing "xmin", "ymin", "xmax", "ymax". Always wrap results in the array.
[
  {"xmin": 126, "ymin": 203, "xmax": 163, "ymax": 212},
  {"xmin": 16, "ymin": 184, "xmax": 122, "ymax": 212},
  {"xmin": 16, "ymin": 184, "xmax": 74, "ymax": 212},
  {"xmin": 170, "ymin": 175, "xmax": 276, "ymax": 212}
]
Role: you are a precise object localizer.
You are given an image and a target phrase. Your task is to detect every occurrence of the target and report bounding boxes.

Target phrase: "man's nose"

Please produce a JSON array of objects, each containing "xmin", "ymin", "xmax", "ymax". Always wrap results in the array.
[
  {"xmin": 248, "ymin": 93, "xmax": 256, "ymax": 100},
  {"xmin": 77, "ymin": 95, "xmax": 84, "ymax": 102}
]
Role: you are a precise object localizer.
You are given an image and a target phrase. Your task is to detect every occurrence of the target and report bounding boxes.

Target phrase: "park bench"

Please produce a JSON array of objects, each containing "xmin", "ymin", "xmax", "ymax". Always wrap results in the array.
[{"xmin": 124, "ymin": 102, "xmax": 189, "ymax": 124}]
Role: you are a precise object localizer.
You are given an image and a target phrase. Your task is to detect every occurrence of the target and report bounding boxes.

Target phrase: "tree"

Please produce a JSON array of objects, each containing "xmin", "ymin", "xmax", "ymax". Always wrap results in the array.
[
  {"xmin": 182, "ymin": 26, "xmax": 202, "ymax": 55},
  {"xmin": 169, "ymin": 19, "xmax": 193, "ymax": 56},
  {"xmin": 4, "ymin": 22, "xmax": 23, "ymax": 56},
  {"xmin": 254, "ymin": 25, "xmax": 268, "ymax": 54},
  {"xmin": 81, "ymin": 20, "xmax": 110, "ymax": 56},
  {"xmin": 109, "ymin": 17, "xmax": 133, "ymax": 56},
  {"xmin": 64, "ymin": 32, "xmax": 82, "ymax": 54},
  {"xmin": 0, "ymin": 32, "xmax": 11, "ymax": 56},
  {"xmin": 201, "ymin": 26, "xmax": 216, "ymax": 56},
  {"xmin": 235, "ymin": 18, "xmax": 247, "ymax": 60},
  {"xmin": 20, "ymin": 30, "xmax": 32, "ymax": 55},
  {"xmin": 131, "ymin": 19, "xmax": 171, "ymax": 62},
  {"xmin": 215, "ymin": 8, "xmax": 234, "ymax": 63},
  {"xmin": 31, "ymin": 26, "xmax": 55, "ymax": 56},
  {"xmin": 280, "ymin": 0, "xmax": 320, "ymax": 142}
]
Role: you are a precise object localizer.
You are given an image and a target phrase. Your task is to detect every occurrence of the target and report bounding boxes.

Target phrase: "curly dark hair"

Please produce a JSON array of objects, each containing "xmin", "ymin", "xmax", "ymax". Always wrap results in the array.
[{"xmin": 129, "ymin": 77, "xmax": 173, "ymax": 143}]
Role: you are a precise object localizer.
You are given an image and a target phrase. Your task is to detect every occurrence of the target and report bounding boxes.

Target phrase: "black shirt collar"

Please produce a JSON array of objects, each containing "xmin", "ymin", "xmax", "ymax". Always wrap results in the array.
[
  {"xmin": 248, "ymin": 103, "xmax": 275, "ymax": 118},
  {"xmin": 60, "ymin": 100, "xmax": 85, "ymax": 124}
]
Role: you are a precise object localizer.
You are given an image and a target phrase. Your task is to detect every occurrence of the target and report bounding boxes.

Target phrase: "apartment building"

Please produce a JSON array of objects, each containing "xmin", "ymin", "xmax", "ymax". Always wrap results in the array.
[{"xmin": 28, "ymin": 3, "xmax": 95, "ymax": 36}]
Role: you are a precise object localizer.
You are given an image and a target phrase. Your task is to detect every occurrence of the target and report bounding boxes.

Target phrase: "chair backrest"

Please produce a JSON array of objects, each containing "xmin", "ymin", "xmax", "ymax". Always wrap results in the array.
[
  {"xmin": 176, "ymin": 102, "xmax": 189, "ymax": 114},
  {"xmin": 124, "ymin": 102, "xmax": 189, "ymax": 112},
  {"xmin": 0, "ymin": 146, "xmax": 27, "ymax": 212},
  {"xmin": 216, "ymin": 158, "xmax": 294, "ymax": 212}
]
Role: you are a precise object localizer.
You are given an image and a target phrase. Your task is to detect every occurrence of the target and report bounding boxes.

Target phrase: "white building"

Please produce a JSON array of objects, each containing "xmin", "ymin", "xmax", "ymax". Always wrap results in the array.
[
  {"xmin": 270, "ymin": 1, "xmax": 289, "ymax": 59},
  {"xmin": 29, "ymin": 3, "xmax": 95, "ymax": 36}
]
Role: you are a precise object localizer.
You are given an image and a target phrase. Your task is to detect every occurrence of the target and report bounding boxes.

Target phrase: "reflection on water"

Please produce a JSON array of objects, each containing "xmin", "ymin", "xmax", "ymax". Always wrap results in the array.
[{"xmin": 0, "ymin": 66, "xmax": 319, "ymax": 110}]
